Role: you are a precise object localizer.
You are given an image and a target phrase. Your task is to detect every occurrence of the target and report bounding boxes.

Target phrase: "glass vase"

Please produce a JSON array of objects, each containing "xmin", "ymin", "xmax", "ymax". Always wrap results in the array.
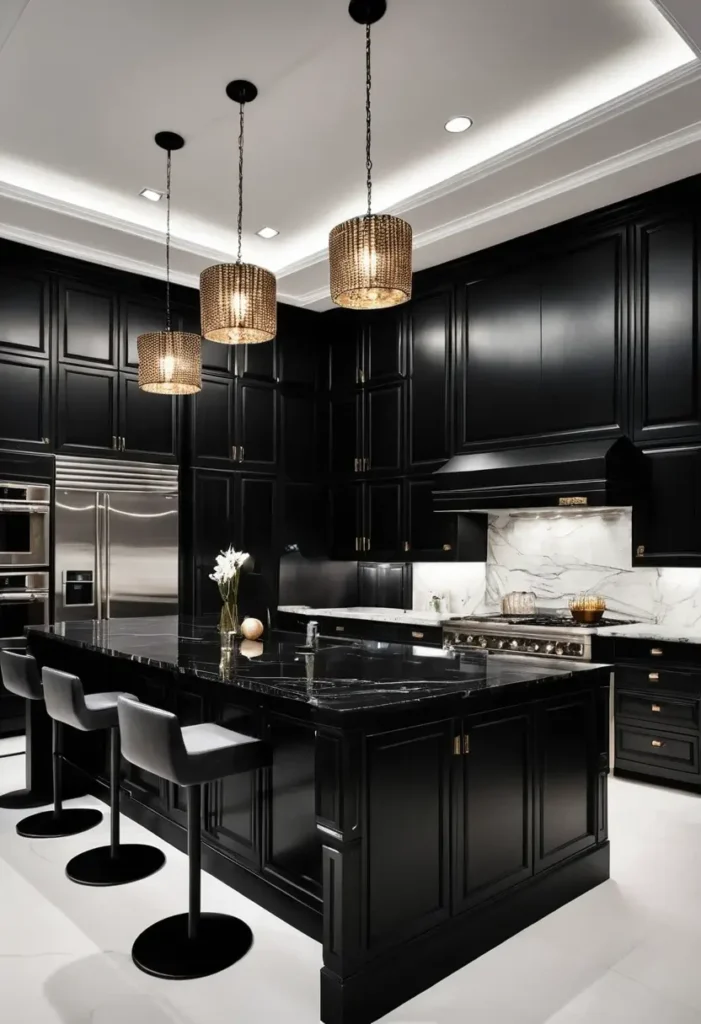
[{"xmin": 219, "ymin": 598, "xmax": 241, "ymax": 638}]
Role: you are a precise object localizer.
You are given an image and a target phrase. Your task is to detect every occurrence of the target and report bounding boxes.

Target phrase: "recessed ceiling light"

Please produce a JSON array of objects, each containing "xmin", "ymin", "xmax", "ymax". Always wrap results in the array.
[
  {"xmin": 444, "ymin": 116, "xmax": 473, "ymax": 134},
  {"xmin": 256, "ymin": 226, "xmax": 279, "ymax": 239},
  {"xmin": 140, "ymin": 187, "xmax": 164, "ymax": 202}
]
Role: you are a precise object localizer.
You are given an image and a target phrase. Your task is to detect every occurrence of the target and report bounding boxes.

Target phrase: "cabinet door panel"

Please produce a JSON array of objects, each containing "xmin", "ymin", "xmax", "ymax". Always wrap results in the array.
[
  {"xmin": 238, "ymin": 475, "xmax": 275, "ymax": 572},
  {"xmin": 406, "ymin": 478, "xmax": 455, "ymax": 560},
  {"xmin": 205, "ymin": 699, "xmax": 260, "ymax": 866},
  {"xmin": 408, "ymin": 289, "xmax": 451, "ymax": 466},
  {"xmin": 57, "ymin": 365, "xmax": 117, "ymax": 452},
  {"xmin": 192, "ymin": 469, "xmax": 236, "ymax": 614},
  {"xmin": 636, "ymin": 445, "xmax": 701, "ymax": 565},
  {"xmin": 0, "ymin": 271, "xmax": 49, "ymax": 356},
  {"xmin": 455, "ymin": 708, "xmax": 532, "ymax": 912},
  {"xmin": 461, "ymin": 269, "xmax": 541, "ymax": 445},
  {"xmin": 366, "ymin": 309, "xmax": 404, "ymax": 382},
  {"xmin": 330, "ymin": 394, "xmax": 361, "ymax": 475},
  {"xmin": 0, "ymin": 355, "xmax": 50, "ymax": 447},
  {"xmin": 535, "ymin": 692, "xmax": 597, "ymax": 872},
  {"xmin": 367, "ymin": 480, "xmax": 402, "ymax": 557},
  {"xmin": 237, "ymin": 338, "xmax": 277, "ymax": 381},
  {"xmin": 635, "ymin": 219, "xmax": 701, "ymax": 441},
  {"xmin": 193, "ymin": 376, "xmax": 235, "ymax": 463},
  {"xmin": 281, "ymin": 391, "xmax": 318, "ymax": 480},
  {"xmin": 541, "ymin": 234, "xmax": 622, "ymax": 436},
  {"xmin": 59, "ymin": 281, "xmax": 117, "ymax": 365},
  {"xmin": 122, "ymin": 296, "xmax": 164, "ymax": 369},
  {"xmin": 330, "ymin": 483, "xmax": 362, "ymax": 558},
  {"xmin": 238, "ymin": 380, "xmax": 277, "ymax": 469},
  {"xmin": 282, "ymin": 481, "xmax": 327, "ymax": 557},
  {"xmin": 278, "ymin": 306, "xmax": 322, "ymax": 387},
  {"xmin": 367, "ymin": 383, "xmax": 403, "ymax": 475},
  {"xmin": 328, "ymin": 312, "xmax": 361, "ymax": 392},
  {"xmin": 120, "ymin": 374, "xmax": 176, "ymax": 458},
  {"xmin": 365, "ymin": 719, "xmax": 452, "ymax": 951}
]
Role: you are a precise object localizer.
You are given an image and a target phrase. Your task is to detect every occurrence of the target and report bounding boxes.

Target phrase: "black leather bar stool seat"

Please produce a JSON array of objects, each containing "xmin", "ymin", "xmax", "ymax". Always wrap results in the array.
[
  {"xmin": 0, "ymin": 650, "xmax": 52, "ymax": 809},
  {"xmin": 21, "ymin": 668, "xmax": 165, "ymax": 886},
  {"xmin": 118, "ymin": 694, "xmax": 271, "ymax": 980}
]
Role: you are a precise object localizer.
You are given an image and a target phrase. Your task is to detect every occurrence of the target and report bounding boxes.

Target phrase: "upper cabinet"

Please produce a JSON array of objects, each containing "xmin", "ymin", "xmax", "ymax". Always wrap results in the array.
[
  {"xmin": 122, "ymin": 296, "xmax": 165, "ymax": 370},
  {"xmin": 365, "ymin": 309, "xmax": 404, "ymax": 383},
  {"xmin": 0, "ymin": 270, "xmax": 50, "ymax": 357},
  {"xmin": 407, "ymin": 287, "xmax": 452, "ymax": 468},
  {"xmin": 458, "ymin": 228, "xmax": 626, "ymax": 450},
  {"xmin": 634, "ymin": 216, "xmax": 701, "ymax": 443},
  {"xmin": 58, "ymin": 279, "xmax": 118, "ymax": 365}
]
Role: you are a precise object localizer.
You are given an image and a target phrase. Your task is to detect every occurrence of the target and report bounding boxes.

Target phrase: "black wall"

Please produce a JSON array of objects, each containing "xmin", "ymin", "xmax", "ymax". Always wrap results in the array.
[
  {"xmin": 0, "ymin": 238, "xmax": 323, "ymax": 618},
  {"xmin": 325, "ymin": 172, "xmax": 701, "ymax": 568}
]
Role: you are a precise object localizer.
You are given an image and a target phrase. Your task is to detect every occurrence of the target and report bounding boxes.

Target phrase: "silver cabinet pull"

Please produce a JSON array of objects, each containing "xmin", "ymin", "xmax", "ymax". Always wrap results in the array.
[
  {"xmin": 335, "ymin": 625, "xmax": 345, "ymax": 632},
  {"xmin": 121, "ymin": 437, "xmax": 126, "ymax": 451},
  {"xmin": 651, "ymin": 739, "xmax": 664, "ymax": 748},
  {"xmin": 112, "ymin": 436, "xmax": 118, "ymax": 450},
  {"xmin": 651, "ymin": 704, "xmax": 661, "ymax": 713},
  {"xmin": 649, "ymin": 672, "xmax": 659, "ymax": 681},
  {"xmin": 232, "ymin": 445, "xmax": 237, "ymax": 461},
  {"xmin": 412, "ymin": 631, "xmax": 424, "ymax": 639},
  {"xmin": 651, "ymin": 648, "xmax": 664, "ymax": 657},
  {"xmin": 239, "ymin": 446, "xmax": 244, "ymax": 462}
]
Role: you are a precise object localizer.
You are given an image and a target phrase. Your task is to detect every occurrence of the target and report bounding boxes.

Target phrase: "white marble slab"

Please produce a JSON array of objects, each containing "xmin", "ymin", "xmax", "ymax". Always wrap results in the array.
[
  {"xmin": 412, "ymin": 562, "xmax": 486, "ymax": 616},
  {"xmin": 595, "ymin": 622, "xmax": 701, "ymax": 644},
  {"xmin": 278, "ymin": 605, "xmax": 451, "ymax": 627}
]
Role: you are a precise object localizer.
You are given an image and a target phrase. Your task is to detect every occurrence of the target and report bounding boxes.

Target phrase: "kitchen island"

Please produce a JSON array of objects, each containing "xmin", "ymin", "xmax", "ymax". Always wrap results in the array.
[{"xmin": 26, "ymin": 616, "xmax": 611, "ymax": 1024}]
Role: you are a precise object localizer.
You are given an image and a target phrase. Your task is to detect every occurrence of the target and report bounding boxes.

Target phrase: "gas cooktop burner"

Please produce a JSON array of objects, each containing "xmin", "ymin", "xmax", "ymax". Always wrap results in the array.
[{"xmin": 464, "ymin": 614, "xmax": 635, "ymax": 629}]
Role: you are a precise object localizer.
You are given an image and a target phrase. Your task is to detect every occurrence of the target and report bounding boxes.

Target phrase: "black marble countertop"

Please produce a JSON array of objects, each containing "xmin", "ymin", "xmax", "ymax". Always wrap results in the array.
[{"xmin": 27, "ymin": 616, "xmax": 611, "ymax": 716}]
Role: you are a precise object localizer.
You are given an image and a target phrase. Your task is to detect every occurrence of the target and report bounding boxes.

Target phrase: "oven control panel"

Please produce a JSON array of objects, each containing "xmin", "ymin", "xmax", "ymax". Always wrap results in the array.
[{"xmin": 443, "ymin": 630, "xmax": 587, "ymax": 659}]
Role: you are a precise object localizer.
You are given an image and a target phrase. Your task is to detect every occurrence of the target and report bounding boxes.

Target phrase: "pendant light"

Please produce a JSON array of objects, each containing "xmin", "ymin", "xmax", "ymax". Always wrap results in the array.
[
  {"xmin": 137, "ymin": 132, "xmax": 202, "ymax": 395},
  {"xmin": 329, "ymin": 0, "xmax": 412, "ymax": 310},
  {"xmin": 200, "ymin": 81, "xmax": 277, "ymax": 344}
]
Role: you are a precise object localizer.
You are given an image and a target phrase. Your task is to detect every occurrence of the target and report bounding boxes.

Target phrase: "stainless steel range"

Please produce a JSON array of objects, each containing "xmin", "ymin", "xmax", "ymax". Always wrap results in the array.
[{"xmin": 443, "ymin": 613, "xmax": 637, "ymax": 661}]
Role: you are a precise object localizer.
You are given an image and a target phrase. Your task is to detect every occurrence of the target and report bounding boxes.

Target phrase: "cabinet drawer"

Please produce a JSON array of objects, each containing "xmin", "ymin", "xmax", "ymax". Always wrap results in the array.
[
  {"xmin": 615, "ymin": 664, "xmax": 701, "ymax": 698},
  {"xmin": 616, "ymin": 689, "xmax": 698, "ymax": 731},
  {"xmin": 616, "ymin": 723, "xmax": 699, "ymax": 775},
  {"xmin": 612, "ymin": 638, "xmax": 701, "ymax": 668}
]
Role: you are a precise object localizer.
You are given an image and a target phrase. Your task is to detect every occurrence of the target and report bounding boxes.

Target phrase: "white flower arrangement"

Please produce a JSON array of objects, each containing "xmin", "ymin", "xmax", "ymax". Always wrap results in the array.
[
  {"xmin": 210, "ymin": 547, "xmax": 250, "ymax": 634},
  {"xmin": 209, "ymin": 546, "xmax": 250, "ymax": 585}
]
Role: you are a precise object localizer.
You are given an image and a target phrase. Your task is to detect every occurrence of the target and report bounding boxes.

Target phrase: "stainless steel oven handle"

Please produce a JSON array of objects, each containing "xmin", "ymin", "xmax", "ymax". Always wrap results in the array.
[
  {"xmin": 0, "ymin": 592, "xmax": 49, "ymax": 602},
  {"xmin": 0, "ymin": 503, "xmax": 50, "ymax": 513}
]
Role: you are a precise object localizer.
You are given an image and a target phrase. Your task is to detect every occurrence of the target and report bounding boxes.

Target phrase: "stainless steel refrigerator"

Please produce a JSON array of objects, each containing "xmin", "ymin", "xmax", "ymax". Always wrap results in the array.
[{"xmin": 54, "ymin": 457, "xmax": 178, "ymax": 622}]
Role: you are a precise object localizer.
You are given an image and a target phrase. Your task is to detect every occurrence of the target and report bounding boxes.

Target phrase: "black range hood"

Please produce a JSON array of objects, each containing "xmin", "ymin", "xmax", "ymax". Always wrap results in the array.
[{"xmin": 433, "ymin": 437, "xmax": 645, "ymax": 513}]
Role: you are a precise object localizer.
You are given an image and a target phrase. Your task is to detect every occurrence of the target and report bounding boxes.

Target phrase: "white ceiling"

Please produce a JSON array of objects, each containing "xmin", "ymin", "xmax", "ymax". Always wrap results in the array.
[{"xmin": 0, "ymin": 0, "xmax": 699, "ymax": 309}]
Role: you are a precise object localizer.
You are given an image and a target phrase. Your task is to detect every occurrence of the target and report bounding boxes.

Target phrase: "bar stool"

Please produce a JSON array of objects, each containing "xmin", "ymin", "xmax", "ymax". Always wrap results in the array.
[
  {"xmin": 27, "ymin": 667, "xmax": 166, "ymax": 886},
  {"xmin": 0, "ymin": 650, "xmax": 51, "ymax": 809},
  {"xmin": 117, "ymin": 694, "xmax": 271, "ymax": 980}
]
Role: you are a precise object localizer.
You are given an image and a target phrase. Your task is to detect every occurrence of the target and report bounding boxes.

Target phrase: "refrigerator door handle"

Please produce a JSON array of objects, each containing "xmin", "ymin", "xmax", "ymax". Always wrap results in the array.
[
  {"xmin": 95, "ymin": 495, "xmax": 103, "ymax": 619},
  {"xmin": 104, "ymin": 492, "xmax": 111, "ymax": 620}
]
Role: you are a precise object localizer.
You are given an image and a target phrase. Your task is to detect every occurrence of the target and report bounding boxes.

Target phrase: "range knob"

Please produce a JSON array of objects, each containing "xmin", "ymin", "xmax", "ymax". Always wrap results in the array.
[
  {"xmin": 466, "ymin": 635, "xmax": 474, "ymax": 643},
  {"xmin": 529, "ymin": 642, "xmax": 540, "ymax": 653},
  {"xmin": 510, "ymin": 639, "xmax": 519, "ymax": 649},
  {"xmin": 478, "ymin": 636, "xmax": 488, "ymax": 648},
  {"xmin": 555, "ymin": 645, "xmax": 564, "ymax": 656},
  {"xmin": 496, "ymin": 639, "xmax": 505, "ymax": 649},
  {"xmin": 545, "ymin": 642, "xmax": 555, "ymax": 654}
]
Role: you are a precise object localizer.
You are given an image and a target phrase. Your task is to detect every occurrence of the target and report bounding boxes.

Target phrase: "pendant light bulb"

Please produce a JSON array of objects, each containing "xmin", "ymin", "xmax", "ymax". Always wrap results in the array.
[
  {"xmin": 137, "ymin": 132, "xmax": 202, "ymax": 395},
  {"xmin": 200, "ymin": 81, "xmax": 277, "ymax": 345},
  {"xmin": 329, "ymin": 1, "xmax": 412, "ymax": 310}
]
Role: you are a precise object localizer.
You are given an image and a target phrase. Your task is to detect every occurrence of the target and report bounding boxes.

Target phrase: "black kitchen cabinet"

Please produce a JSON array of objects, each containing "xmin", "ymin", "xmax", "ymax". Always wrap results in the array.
[
  {"xmin": 454, "ymin": 706, "xmax": 533, "ymax": 912},
  {"xmin": 121, "ymin": 295, "xmax": 165, "ymax": 369},
  {"xmin": 0, "ymin": 354, "xmax": 50, "ymax": 450},
  {"xmin": 282, "ymin": 481, "xmax": 327, "ymax": 557},
  {"xmin": 120, "ymin": 374, "xmax": 177, "ymax": 458},
  {"xmin": 366, "ymin": 480, "xmax": 403, "ymax": 558},
  {"xmin": 58, "ymin": 279, "xmax": 118, "ymax": 365},
  {"xmin": 206, "ymin": 697, "xmax": 261, "ymax": 867},
  {"xmin": 56, "ymin": 364, "xmax": 117, "ymax": 453},
  {"xmin": 278, "ymin": 307, "xmax": 324, "ymax": 388},
  {"xmin": 460, "ymin": 266, "xmax": 541, "ymax": 447},
  {"xmin": 328, "ymin": 311, "xmax": 361, "ymax": 392},
  {"xmin": 239, "ymin": 474, "xmax": 276, "ymax": 571},
  {"xmin": 540, "ymin": 232, "xmax": 624, "ymax": 438},
  {"xmin": 407, "ymin": 288, "xmax": 451, "ymax": 468},
  {"xmin": 365, "ymin": 718, "xmax": 452, "ymax": 950},
  {"xmin": 634, "ymin": 217, "xmax": 701, "ymax": 443},
  {"xmin": 281, "ymin": 390, "xmax": 320, "ymax": 480},
  {"xmin": 237, "ymin": 379, "xmax": 277, "ymax": 471},
  {"xmin": 0, "ymin": 270, "xmax": 50, "ymax": 357},
  {"xmin": 534, "ymin": 691, "xmax": 597, "ymax": 872},
  {"xmin": 237, "ymin": 338, "xmax": 277, "ymax": 382},
  {"xmin": 192, "ymin": 375, "xmax": 236, "ymax": 465},
  {"xmin": 329, "ymin": 482, "xmax": 362, "ymax": 558},
  {"xmin": 405, "ymin": 477, "xmax": 488, "ymax": 562},
  {"xmin": 180, "ymin": 303, "xmax": 232, "ymax": 377},
  {"xmin": 329, "ymin": 394, "xmax": 361, "ymax": 476},
  {"xmin": 366, "ymin": 382, "xmax": 404, "ymax": 475},
  {"xmin": 635, "ymin": 445, "xmax": 701, "ymax": 566},
  {"xmin": 365, "ymin": 308, "xmax": 404, "ymax": 383}
]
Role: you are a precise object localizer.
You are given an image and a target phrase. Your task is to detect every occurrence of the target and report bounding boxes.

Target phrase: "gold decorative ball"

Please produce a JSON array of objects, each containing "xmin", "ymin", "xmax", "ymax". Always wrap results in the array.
[{"xmin": 241, "ymin": 617, "xmax": 264, "ymax": 640}]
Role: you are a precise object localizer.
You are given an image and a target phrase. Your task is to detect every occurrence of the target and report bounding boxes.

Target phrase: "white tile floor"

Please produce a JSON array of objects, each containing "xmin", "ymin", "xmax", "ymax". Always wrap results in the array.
[{"xmin": 3, "ymin": 743, "xmax": 701, "ymax": 1024}]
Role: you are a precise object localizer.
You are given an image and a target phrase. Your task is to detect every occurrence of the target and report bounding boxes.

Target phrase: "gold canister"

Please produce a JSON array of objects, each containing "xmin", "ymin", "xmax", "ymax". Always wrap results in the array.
[{"xmin": 569, "ymin": 595, "xmax": 607, "ymax": 624}]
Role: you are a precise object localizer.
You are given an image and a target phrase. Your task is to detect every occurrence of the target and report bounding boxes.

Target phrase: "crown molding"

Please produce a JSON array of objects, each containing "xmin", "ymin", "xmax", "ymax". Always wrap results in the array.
[{"xmin": 650, "ymin": 1, "xmax": 701, "ymax": 58}]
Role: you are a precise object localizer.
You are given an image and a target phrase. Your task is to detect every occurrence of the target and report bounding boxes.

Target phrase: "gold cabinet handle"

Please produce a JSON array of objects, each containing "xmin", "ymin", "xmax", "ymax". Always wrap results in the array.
[
  {"xmin": 412, "ymin": 631, "xmax": 424, "ymax": 639},
  {"xmin": 651, "ymin": 648, "xmax": 664, "ymax": 657},
  {"xmin": 651, "ymin": 739, "xmax": 664, "ymax": 748},
  {"xmin": 649, "ymin": 672, "xmax": 659, "ymax": 681},
  {"xmin": 404, "ymin": 540, "xmax": 410, "ymax": 552},
  {"xmin": 463, "ymin": 734, "xmax": 470, "ymax": 755},
  {"xmin": 335, "ymin": 625, "xmax": 345, "ymax": 632},
  {"xmin": 355, "ymin": 537, "xmax": 359, "ymax": 552},
  {"xmin": 112, "ymin": 435, "xmax": 118, "ymax": 450},
  {"xmin": 453, "ymin": 735, "xmax": 461, "ymax": 756},
  {"xmin": 239, "ymin": 446, "xmax": 244, "ymax": 462},
  {"xmin": 354, "ymin": 457, "xmax": 359, "ymax": 472},
  {"xmin": 443, "ymin": 543, "xmax": 452, "ymax": 552},
  {"xmin": 651, "ymin": 704, "xmax": 661, "ymax": 713}
]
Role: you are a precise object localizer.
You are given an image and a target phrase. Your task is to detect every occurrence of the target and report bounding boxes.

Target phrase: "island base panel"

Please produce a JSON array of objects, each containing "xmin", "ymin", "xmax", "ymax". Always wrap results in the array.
[{"xmin": 320, "ymin": 842, "xmax": 610, "ymax": 1024}]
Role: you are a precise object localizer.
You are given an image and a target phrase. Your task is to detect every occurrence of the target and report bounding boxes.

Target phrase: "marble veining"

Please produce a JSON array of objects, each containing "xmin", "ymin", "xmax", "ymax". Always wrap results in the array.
[
  {"xmin": 412, "ymin": 562, "xmax": 486, "ymax": 616},
  {"xmin": 27, "ymin": 616, "xmax": 607, "ymax": 716},
  {"xmin": 278, "ymin": 605, "xmax": 449, "ymax": 627}
]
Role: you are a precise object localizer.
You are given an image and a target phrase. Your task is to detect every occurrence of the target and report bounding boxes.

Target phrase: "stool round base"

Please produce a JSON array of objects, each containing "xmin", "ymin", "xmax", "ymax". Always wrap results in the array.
[
  {"xmin": 131, "ymin": 912, "xmax": 253, "ymax": 980},
  {"xmin": 66, "ymin": 843, "xmax": 166, "ymax": 886},
  {"xmin": 0, "ymin": 788, "xmax": 51, "ymax": 810},
  {"xmin": 16, "ymin": 808, "xmax": 103, "ymax": 838}
]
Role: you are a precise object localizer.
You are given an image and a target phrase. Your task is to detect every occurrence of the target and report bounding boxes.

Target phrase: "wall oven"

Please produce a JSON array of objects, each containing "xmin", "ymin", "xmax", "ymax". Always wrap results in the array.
[
  {"xmin": 0, "ymin": 482, "xmax": 50, "ymax": 568},
  {"xmin": 0, "ymin": 571, "xmax": 50, "ymax": 644}
]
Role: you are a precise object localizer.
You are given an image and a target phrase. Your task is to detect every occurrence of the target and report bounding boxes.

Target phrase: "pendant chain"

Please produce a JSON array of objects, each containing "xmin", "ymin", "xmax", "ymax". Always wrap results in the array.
[
  {"xmin": 366, "ymin": 22, "xmax": 372, "ymax": 217},
  {"xmin": 237, "ymin": 101, "xmax": 244, "ymax": 264},
  {"xmin": 165, "ymin": 148, "xmax": 172, "ymax": 332}
]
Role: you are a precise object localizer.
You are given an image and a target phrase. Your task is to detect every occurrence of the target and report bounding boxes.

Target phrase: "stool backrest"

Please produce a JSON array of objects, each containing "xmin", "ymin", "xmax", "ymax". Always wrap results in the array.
[
  {"xmin": 0, "ymin": 649, "xmax": 42, "ymax": 700},
  {"xmin": 42, "ymin": 667, "xmax": 89, "ymax": 730},
  {"xmin": 117, "ymin": 695, "xmax": 188, "ymax": 786}
]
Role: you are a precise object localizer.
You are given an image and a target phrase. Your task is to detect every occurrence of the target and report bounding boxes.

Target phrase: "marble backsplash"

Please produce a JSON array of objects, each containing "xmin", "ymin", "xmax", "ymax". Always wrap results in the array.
[{"xmin": 413, "ymin": 511, "xmax": 701, "ymax": 629}]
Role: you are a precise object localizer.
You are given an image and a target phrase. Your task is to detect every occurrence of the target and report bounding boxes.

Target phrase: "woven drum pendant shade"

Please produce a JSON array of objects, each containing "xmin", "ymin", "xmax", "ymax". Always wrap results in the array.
[
  {"xmin": 329, "ymin": 213, "xmax": 412, "ymax": 310},
  {"xmin": 137, "ymin": 330, "xmax": 202, "ymax": 395},
  {"xmin": 200, "ymin": 262, "xmax": 277, "ymax": 344}
]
